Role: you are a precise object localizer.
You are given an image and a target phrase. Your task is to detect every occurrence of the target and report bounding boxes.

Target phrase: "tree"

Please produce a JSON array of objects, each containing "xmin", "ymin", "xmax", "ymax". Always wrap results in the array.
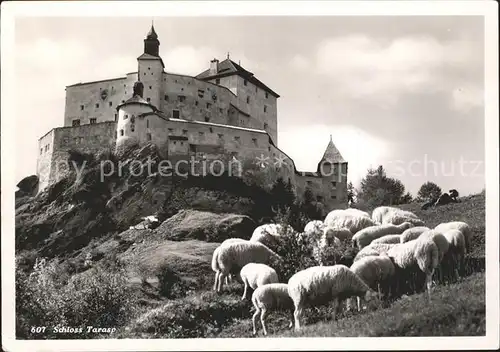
[
  {"xmin": 417, "ymin": 182, "xmax": 442, "ymax": 202},
  {"xmin": 356, "ymin": 165, "xmax": 408, "ymax": 207},
  {"xmin": 347, "ymin": 181, "xmax": 356, "ymax": 205},
  {"xmin": 270, "ymin": 177, "xmax": 296, "ymax": 212},
  {"xmin": 400, "ymin": 192, "xmax": 413, "ymax": 204}
]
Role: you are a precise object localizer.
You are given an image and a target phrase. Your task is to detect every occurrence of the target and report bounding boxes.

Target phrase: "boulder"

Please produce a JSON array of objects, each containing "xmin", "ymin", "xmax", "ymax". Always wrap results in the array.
[
  {"xmin": 16, "ymin": 175, "xmax": 39, "ymax": 196},
  {"xmin": 155, "ymin": 209, "xmax": 256, "ymax": 242}
]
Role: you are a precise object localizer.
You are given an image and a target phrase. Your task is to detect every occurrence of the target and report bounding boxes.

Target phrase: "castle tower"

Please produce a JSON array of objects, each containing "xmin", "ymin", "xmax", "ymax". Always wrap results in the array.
[
  {"xmin": 115, "ymin": 81, "xmax": 156, "ymax": 151},
  {"xmin": 317, "ymin": 135, "xmax": 348, "ymax": 207},
  {"xmin": 137, "ymin": 23, "xmax": 164, "ymax": 109}
]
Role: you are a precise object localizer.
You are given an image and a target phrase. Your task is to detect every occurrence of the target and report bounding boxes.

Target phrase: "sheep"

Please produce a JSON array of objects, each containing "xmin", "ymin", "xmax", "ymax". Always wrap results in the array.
[
  {"xmin": 372, "ymin": 206, "xmax": 424, "ymax": 226},
  {"xmin": 349, "ymin": 255, "xmax": 396, "ymax": 311},
  {"xmin": 434, "ymin": 221, "xmax": 472, "ymax": 253},
  {"xmin": 287, "ymin": 265, "xmax": 380, "ymax": 330},
  {"xmin": 400, "ymin": 226, "xmax": 430, "ymax": 243},
  {"xmin": 343, "ymin": 208, "xmax": 371, "ymax": 218},
  {"xmin": 211, "ymin": 241, "xmax": 282, "ymax": 293},
  {"xmin": 250, "ymin": 223, "xmax": 295, "ymax": 251},
  {"xmin": 371, "ymin": 234, "xmax": 402, "ymax": 245},
  {"xmin": 418, "ymin": 230, "xmax": 449, "ymax": 262},
  {"xmin": 251, "ymin": 283, "xmax": 294, "ymax": 336},
  {"xmin": 352, "ymin": 222, "xmax": 413, "ymax": 249},
  {"xmin": 240, "ymin": 263, "xmax": 279, "ymax": 300},
  {"xmin": 324, "ymin": 211, "xmax": 376, "ymax": 234},
  {"xmin": 216, "ymin": 238, "xmax": 248, "ymax": 286},
  {"xmin": 323, "ymin": 226, "xmax": 353, "ymax": 242},
  {"xmin": 442, "ymin": 229, "xmax": 467, "ymax": 281},
  {"xmin": 386, "ymin": 238, "xmax": 440, "ymax": 300},
  {"xmin": 304, "ymin": 220, "xmax": 325, "ymax": 235},
  {"xmin": 353, "ymin": 243, "xmax": 397, "ymax": 262}
]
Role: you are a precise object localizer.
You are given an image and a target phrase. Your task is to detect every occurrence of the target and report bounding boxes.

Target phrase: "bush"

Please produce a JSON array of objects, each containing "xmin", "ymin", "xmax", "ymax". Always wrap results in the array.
[
  {"xmin": 156, "ymin": 264, "xmax": 188, "ymax": 299},
  {"xmin": 16, "ymin": 258, "xmax": 137, "ymax": 339}
]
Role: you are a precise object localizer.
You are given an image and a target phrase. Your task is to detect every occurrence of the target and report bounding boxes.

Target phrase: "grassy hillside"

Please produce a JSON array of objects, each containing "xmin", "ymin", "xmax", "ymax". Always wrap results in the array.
[{"xmin": 15, "ymin": 167, "xmax": 486, "ymax": 339}]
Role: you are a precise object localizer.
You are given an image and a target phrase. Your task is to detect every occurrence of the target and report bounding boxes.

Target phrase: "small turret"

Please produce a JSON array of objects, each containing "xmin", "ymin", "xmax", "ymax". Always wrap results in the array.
[{"xmin": 144, "ymin": 23, "xmax": 160, "ymax": 57}]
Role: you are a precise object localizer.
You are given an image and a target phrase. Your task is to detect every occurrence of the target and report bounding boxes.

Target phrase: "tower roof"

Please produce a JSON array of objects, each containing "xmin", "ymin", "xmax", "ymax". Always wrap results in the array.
[
  {"xmin": 146, "ymin": 23, "xmax": 158, "ymax": 39},
  {"xmin": 319, "ymin": 135, "xmax": 346, "ymax": 164}
]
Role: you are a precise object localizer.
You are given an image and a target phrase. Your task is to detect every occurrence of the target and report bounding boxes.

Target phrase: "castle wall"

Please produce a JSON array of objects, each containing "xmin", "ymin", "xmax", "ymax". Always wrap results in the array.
[
  {"xmin": 64, "ymin": 73, "xmax": 138, "ymax": 127},
  {"xmin": 37, "ymin": 130, "xmax": 55, "ymax": 191},
  {"xmin": 138, "ymin": 59, "xmax": 163, "ymax": 109},
  {"xmin": 116, "ymin": 103, "xmax": 156, "ymax": 150}
]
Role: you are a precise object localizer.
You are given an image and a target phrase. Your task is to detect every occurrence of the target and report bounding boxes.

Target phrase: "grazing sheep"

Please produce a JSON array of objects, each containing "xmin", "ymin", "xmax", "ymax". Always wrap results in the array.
[
  {"xmin": 442, "ymin": 229, "xmax": 467, "ymax": 280},
  {"xmin": 323, "ymin": 226, "xmax": 353, "ymax": 242},
  {"xmin": 352, "ymin": 222, "xmax": 413, "ymax": 249},
  {"xmin": 418, "ymin": 230, "xmax": 450, "ymax": 262},
  {"xmin": 349, "ymin": 255, "xmax": 396, "ymax": 311},
  {"xmin": 343, "ymin": 208, "xmax": 371, "ymax": 218},
  {"xmin": 287, "ymin": 265, "xmax": 379, "ymax": 330},
  {"xmin": 251, "ymin": 283, "xmax": 294, "ymax": 336},
  {"xmin": 304, "ymin": 220, "xmax": 325, "ymax": 235},
  {"xmin": 217, "ymin": 238, "xmax": 248, "ymax": 286},
  {"xmin": 240, "ymin": 263, "xmax": 279, "ymax": 300},
  {"xmin": 324, "ymin": 211, "xmax": 376, "ymax": 235},
  {"xmin": 400, "ymin": 226, "xmax": 430, "ymax": 243},
  {"xmin": 434, "ymin": 221, "xmax": 472, "ymax": 253},
  {"xmin": 211, "ymin": 241, "xmax": 282, "ymax": 292},
  {"xmin": 353, "ymin": 243, "xmax": 397, "ymax": 262},
  {"xmin": 250, "ymin": 223, "xmax": 295, "ymax": 251},
  {"xmin": 386, "ymin": 238, "xmax": 440, "ymax": 300},
  {"xmin": 371, "ymin": 234, "xmax": 402, "ymax": 245},
  {"xmin": 372, "ymin": 206, "xmax": 423, "ymax": 226}
]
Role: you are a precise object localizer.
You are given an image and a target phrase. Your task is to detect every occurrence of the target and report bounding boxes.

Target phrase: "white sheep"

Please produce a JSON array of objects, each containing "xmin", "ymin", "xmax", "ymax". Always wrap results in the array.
[
  {"xmin": 386, "ymin": 237, "xmax": 440, "ymax": 300},
  {"xmin": 287, "ymin": 265, "xmax": 379, "ymax": 330},
  {"xmin": 349, "ymin": 255, "xmax": 396, "ymax": 311},
  {"xmin": 343, "ymin": 208, "xmax": 371, "ymax": 218},
  {"xmin": 442, "ymin": 229, "xmax": 467, "ymax": 281},
  {"xmin": 240, "ymin": 263, "xmax": 279, "ymax": 300},
  {"xmin": 211, "ymin": 241, "xmax": 282, "ymax": 292},
  {"xmin": 434, "ymin": 221, "xmax": 472, "ymax": 253},
  {"xmin": 400, "ymin": 226, "xmax": 430, "ymax": 243},
  {"xmin": 371, "ymin": 234, "xmax": 402, "ymax": 245},
  {"xmin": 304, "ymin": 220, "xmax": 325, "ymax": 235},
  {"xmin": 372, "ymin": 206, "xmax": 423, "ymax": 226},
  {"xmin": 215, "ymin": 238, "xmax": 248, "ymax": 287},
  {"xmin": 324, "ymin": 211, "xmax": 376, "ymax": 235},
  {"xmin": 352, "ymin": 222, "xmax": 413, "ymax": 249},
  {"xmin": 251, "ymin": 283, "xmax": 294, "ymax": 336},
  {"xmin": 249, "ymin": 223, "xmax": 295, "ymax": 250},
  {"xmin": 353, "ymin": 243, "xmax": 397, "ymax": 262},
  {"xmin": 323, "ymin": 226, "xmax": 353, "ymax": 242},
  {"xmin": 418, "ymin": 230, "xmax": 450, "ymax": 262}
]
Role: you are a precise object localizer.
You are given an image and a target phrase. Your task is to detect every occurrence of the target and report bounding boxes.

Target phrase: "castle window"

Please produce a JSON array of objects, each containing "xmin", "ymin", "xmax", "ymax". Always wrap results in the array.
[
  {"xmin": 175, "ymin": 80, "xmax": 178, "ymax": 83},
  {"xmin": 252, "ymin": 138, "xmax": 258, "ymax": 146},
  {"xmin": 120, "ymin": 129, "xmax": 124, "ymax": 136},
  {"xmin": 331, "ymin": 182, "xmax": 337, "ymax": 189},
  {"xmin": 124, "ymin": 114, "xmax": 128, "ymax": 120},
  {"xmin": 130, "ymin": 124, "xmax": 135, "ymax": 132},
  {"xmin": 255, "ymin": 86, "xmax": 258, "ymax": 93},
  {"xmin": 168, "ymin": 128, "xmax": 174, "ymax": 133},
  {"xmin": 144, "ymin": 73, "xmax": 146, "ymax": 76},
  {"xmin": 40, "ymin": 148, "xmax": 43, "ymax": 155},
  {"xmin": 109, "ymin": 101, "xmax": 112, "ymax": 107},
  {"xmin": 206, "ymin": 102, "xmax": 212, "ymax": 109},
  {"xmin": 244, "ymin": 79, "xmax": 248, "ymax": 86},
  {"xmin": 90, "ymin": 118, "xmax": 97, "ymax": 124},
  {"xmin": 209, "ymin": 127, "xmax": 213, "ymax": 133},
  {"xmin": 173, "ymin": 141, "xmax": 177, "ymax": 145},
  {"xmin": 95, "ymin": 103, "xmax": 99, "ymax": 108},
  {"xmin": 172, "ymin": 110, "xmax": 180, "ymax": 118},
  {"xmin": 265, "ymin": 92, "xmax": 269, "ymax": 99},
  {"xmin": 122, "ymin": 100, "xmax": 125, "ymax": 103},
  {"xmin": 198, "ymin": 89, "xmax": 204, "ymax": 98},
  {"xmin": 216, "ymin": 78, "xmax": 220, "ymax": 84},
  {"xmin": 114, "ymin": 113, "xmax": 118, "ymax": 121},
  {"xmin": 149, "ymin": 86, "xmax": 152, "ymax": 89},
  {"xmin": 199, "ymin": 131, "xmax": 205, "ymax": 137},
  {"xmin": 306, "ymin": 180, "xmax": 312, "ymax": 186},
  {"xmin": 147, "ymin": 133, "xmax": 152, "ymax": 141},
  {"xmin": 178, "ymin": 95, "xmax": 186, "ymax": 103},
  {"xmin": 268, "ymin": 146, "xmax": 271, "ymax": 151},
  {"xmin": 331, "ymin": 195, "xmax": 337, "ymax": 199},
  {"xmin": 205, "ymin": 117, "xmax": 210, "ymax": 122},
  {"xmin": 148, "ymin": 67, "xmax": 151, "ymax": 70},
  {"xmin": 181, "ymin": 88, "xmax": 184, "ymax": 91},
  {"xmin": 72, "ymin": 119, "xmax": 80, "ymax": 127},
  {"xmin": 147, "ymin": 98, "xmax": 151, "ymax": 102},
  {"xmin": 317, "ymin": 196, "xmax": 323, "ymax": 202},
  {"xmin": 182, "ymin": 129, "xmax": 188, "ymax": 135},
  {"xmin": 146, "ymin": 119, "xmax": 149, "ymax": 128},
  {"xmin": 165, "ymin": 95, "xmax": 169, "ymax": 101},
  {"xmin": 234, "ymin": 136, "xmax": 241, "ymax": 142},
  {"xmin": 264, "ymin": 123, "xmax": 268, "ymax": 129},
  {"xmin": 264, "ymin": 105, "xmax": 267, "ymax": 113},
  {"xmin": 218, "ymin": 133, "xmax": 223, "ymax": 139},
  {"xmin": 246, "ymin": 96, "xmax": 250, "ymax": 104},
  {"xmin": 80, "ymin": 105, "xmax": 84, "ymax": 110},
  {"xmin": 195, "ymin": 101, "xmax": 198, "ymax": 106},
  {"xmin": 219, "ymin": 108, "xmax": 223, "ymax": 113}
]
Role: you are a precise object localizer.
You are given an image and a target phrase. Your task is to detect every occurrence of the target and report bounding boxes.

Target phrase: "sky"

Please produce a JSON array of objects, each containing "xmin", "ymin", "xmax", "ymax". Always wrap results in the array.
[{"xmin": 13, "ymin": 15, "xmax": 485, "ymax": 196}]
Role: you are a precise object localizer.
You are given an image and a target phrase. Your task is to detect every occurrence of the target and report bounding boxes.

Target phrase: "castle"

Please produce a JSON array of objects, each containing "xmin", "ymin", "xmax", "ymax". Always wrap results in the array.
[{"xmin": 36, "ymin": 25, "xmax": 348, "ymax": 211}]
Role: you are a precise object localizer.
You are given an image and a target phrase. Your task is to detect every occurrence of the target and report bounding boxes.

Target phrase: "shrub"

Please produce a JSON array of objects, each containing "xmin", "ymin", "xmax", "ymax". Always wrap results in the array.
[
  {"xmin": 156, "ymin": 264, "xmax": 188, "ymax": 299},
  {"xmin": 16, "ymin": 257, "xmax": 137, "ymax": 339}
]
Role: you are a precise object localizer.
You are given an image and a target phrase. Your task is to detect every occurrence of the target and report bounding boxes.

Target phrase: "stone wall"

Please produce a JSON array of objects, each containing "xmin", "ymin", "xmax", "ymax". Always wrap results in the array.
[
  {"xmin": 64, "ymin": 72, "xmax": 138, "ymax": 127},
  {"xmin": 37, "ymin": 130, "xmax": 55, "ymax": 191}
]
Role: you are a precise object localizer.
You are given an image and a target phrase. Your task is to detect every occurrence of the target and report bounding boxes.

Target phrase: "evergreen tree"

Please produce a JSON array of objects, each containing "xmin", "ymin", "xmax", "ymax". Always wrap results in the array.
[
  {"xmin": 417, "ymin": 181, "xmax": 442, "ymax": 202},
  {"xmin": 357, "ymin": 165, "xmax": 408, "ymax": 207}
]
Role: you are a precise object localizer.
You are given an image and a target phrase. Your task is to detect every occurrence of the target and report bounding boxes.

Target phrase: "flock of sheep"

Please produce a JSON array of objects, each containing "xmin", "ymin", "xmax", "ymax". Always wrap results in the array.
[{"xmin": 210, "ymin": 206, "xmax": 472, "ymax": 336}]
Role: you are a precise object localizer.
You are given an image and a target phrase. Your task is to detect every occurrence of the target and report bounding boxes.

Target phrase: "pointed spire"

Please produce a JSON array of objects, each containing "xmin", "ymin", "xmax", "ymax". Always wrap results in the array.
[
  {"xmin": 147, "ymin": 21, "xmax": 158, "ymax": 39},
  {"xmin": 227, "ymin": 52, "xmax": 230, "ymax": 59},
  {"xmin": 320, "ymin": 135, "xmax": 346, "ymax": 163}
]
